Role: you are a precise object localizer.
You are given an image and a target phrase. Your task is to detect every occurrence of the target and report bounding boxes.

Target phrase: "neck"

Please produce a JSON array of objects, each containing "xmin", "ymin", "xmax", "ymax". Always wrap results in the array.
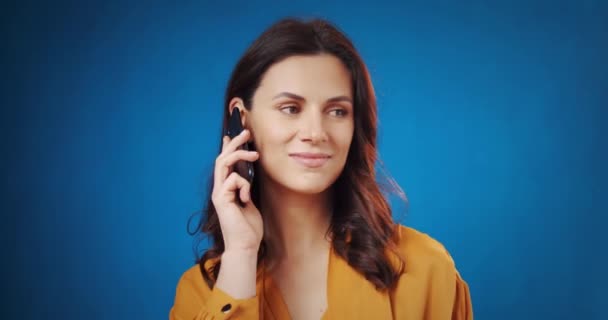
[{"xmin": 259, "ymin": 175, "xmax": 333, "ymax": 267}]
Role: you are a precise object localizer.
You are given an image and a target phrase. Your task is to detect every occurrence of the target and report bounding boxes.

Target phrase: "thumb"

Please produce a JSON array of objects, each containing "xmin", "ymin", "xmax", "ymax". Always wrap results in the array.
[{"xmin": 242, "ymin": 199, "xmax": 257, "ymax": 213}]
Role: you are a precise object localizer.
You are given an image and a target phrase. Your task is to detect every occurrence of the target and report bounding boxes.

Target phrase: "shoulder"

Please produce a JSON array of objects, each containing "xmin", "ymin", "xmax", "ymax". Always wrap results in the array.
[
  {"xmin": 179, "ymin": 263, "xmax": 206, "ymax": 284},
  {"xmin": 387, "ymin": 225, "xmax": 473, "ymax": 319},
  {"xmin": 176, "ymin": 264, "xmax": 206, "ymax": 291},
  {"xmin": 390, "ymin": 224, "xmax": 457, "ymax": 274},
  {"xmin": 174, "ymin": 259, "xmax": 217, "ymax": 300}
]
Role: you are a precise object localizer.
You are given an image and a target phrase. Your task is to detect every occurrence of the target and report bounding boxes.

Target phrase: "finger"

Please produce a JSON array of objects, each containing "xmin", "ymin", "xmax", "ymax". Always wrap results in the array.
[
  {"xmin": 223, "ymin": 129, "xmax": 251, "ymax": 154},
  {"xmin": 221, "ymin": 135, "xmax": 230, "ymax": 152},
  {"xmin": 240, "ymin": 179, "xmax": 251, "ymax": 203},
  {"xmin": 214, "ymin": 131, "xmax": 253, "ymax": 199},
  {"xmin": 214, "ymin": 136, "xmax": 232, "ymax": 194},
  {"xmin": 223, "ymin": 150, "xmax": 259, "ymax": 170},
  {"xmin": 213, "ymin": 151, "xmax": 229, "ymax": 196},
  {"xmin": 221, "ymin": 172, "xmax": 251, "ymax": 202},
  {"xmin": 214, "ymin": 149, "xmax": 258, "ymax": 189}
]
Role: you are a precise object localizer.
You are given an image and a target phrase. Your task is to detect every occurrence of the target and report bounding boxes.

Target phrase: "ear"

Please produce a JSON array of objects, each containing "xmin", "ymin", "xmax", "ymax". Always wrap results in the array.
[{"xmin": 228, "ymin": 97, "xmax": 248, "ymax": 128}]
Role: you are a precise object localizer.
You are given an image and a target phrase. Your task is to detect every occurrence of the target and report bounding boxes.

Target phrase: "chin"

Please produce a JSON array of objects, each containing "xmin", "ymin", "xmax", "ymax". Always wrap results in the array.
[
  {"xmin": 282, "ymin": 174, "xmax": 338, "ymax": 195},
  {"xmin": 288, "ymin": 183, "xmax": 331, "ymax": 195},
  {"xmin": 260, "ymin": 158, "xmax": 345, "ymax": 195},
  {"xmin": 263, "ymin": 172, "xmax": 333, "ymax": 195}
]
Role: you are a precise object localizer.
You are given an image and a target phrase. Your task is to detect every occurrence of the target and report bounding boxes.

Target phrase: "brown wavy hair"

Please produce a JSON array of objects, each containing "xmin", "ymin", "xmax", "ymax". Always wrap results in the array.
[{"xmin": 188, "ymin": 17, "xmax": 408, "ymax": 291}]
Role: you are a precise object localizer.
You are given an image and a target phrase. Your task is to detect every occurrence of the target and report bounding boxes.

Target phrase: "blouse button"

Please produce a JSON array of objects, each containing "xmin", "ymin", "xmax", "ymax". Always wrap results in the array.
[{"xmin": 221, "ymin": 303, "xmax": 232, "ymax": 313}]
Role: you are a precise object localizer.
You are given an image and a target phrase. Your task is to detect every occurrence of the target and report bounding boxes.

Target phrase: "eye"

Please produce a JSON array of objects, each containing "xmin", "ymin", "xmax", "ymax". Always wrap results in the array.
[
  {"xmin": 280, "ymin": 105, "xmax": 299, "ymax": 114},
  {"xmin": 329, "ymin": 108, "xmax": 349, "ymax": 117}
]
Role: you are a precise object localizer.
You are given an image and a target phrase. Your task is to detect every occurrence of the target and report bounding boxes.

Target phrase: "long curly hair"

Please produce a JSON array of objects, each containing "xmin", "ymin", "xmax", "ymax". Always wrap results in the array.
[{"xmin": 188, "ymin": 17, "xmax": 408, "ymax": 291}]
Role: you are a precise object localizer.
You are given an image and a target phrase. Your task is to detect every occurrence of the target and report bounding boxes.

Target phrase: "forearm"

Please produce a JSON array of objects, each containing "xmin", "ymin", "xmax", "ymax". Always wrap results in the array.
[{"xmin": 215, "ymin": 249, "xmax": 258, "ymax": 299}]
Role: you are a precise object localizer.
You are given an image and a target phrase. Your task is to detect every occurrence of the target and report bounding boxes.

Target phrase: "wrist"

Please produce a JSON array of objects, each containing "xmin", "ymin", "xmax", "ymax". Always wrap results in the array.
[
  {"xmin": 222, "ymin": 248, "xmax": 259, "ymax": 262},
  {"xmin": 216, "ymin": 248, "xmax": 259, "ymax": 299}
]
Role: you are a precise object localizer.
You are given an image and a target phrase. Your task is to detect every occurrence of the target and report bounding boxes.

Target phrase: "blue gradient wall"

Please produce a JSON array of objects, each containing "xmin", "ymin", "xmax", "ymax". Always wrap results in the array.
[{"xmin": 4, "ymin": 1, "xmax": 606, "ymax": 319}]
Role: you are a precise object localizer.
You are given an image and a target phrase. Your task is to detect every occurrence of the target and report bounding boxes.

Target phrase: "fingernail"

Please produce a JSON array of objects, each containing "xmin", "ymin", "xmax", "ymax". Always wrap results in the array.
[{"xmin": 240, "ymin": 129, "xmax": 248, "ymax": 135}]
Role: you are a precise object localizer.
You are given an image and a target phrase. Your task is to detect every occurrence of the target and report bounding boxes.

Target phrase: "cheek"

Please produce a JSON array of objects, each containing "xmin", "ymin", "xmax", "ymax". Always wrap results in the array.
[
  {"xmin": 332, "ymin": 126, "xmax": 354, "ymax": 151},
  {"xmin": 252, "ymin": 122, "xmax": 292, "ymax": 155}
]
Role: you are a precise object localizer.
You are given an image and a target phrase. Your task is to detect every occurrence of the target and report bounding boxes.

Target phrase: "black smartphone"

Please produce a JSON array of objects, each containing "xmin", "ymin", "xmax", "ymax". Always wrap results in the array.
[{"xmin": 225, "ymin": 109, "xmax": 255, "ymax": 184}]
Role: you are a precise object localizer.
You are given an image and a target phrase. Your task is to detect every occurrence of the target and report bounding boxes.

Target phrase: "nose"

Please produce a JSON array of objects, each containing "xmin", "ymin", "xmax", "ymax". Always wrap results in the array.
[{"xmin": 299, "ymin": 109, "xmax": 328, "ymax": 144}]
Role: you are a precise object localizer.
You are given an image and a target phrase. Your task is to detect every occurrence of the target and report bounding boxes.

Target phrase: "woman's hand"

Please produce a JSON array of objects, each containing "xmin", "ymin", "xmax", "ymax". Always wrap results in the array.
[{"xmin": 211, "ymin": 129, "xmax": 263, "ymax": 253}]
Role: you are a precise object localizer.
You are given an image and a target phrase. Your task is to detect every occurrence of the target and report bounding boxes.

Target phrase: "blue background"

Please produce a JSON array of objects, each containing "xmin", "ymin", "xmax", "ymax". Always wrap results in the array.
[{"xmin": 3, "ymin": 0, "xmax": 606, "ymax": 319}]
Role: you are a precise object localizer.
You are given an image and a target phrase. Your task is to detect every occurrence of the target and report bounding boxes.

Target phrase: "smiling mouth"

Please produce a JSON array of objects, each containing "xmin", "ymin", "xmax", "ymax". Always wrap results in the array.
[{"xmin": 289, "ymin": 153, "xmax": 331, "ymax": 168}]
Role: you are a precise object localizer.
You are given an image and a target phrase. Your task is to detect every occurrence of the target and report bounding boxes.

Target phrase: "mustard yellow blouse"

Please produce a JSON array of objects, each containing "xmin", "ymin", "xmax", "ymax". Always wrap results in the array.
[{"xmin": 170, "ymin": 225, "xmax": 473, "ymax": 319}]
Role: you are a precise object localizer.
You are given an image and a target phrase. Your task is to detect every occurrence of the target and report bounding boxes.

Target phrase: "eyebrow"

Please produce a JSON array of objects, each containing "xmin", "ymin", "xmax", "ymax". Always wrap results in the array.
[{"xmin": 272, "ymin": 91, "xmax": 353, "ymax": 104}]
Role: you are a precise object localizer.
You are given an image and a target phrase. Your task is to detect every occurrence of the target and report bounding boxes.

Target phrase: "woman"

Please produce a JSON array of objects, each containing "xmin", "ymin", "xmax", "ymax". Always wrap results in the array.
[{"xmin": 170, "ymin": 18, "xmax": 472, "ymax": 320}]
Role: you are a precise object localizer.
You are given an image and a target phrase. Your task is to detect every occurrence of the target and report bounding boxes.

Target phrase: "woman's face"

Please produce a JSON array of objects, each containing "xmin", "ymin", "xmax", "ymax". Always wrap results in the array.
[{"xmin": 241, "ymin": 54, "xmax": 355, "ymax": 195}]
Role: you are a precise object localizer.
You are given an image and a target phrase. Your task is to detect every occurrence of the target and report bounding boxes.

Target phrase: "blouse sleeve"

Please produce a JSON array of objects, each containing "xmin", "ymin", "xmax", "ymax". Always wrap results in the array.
[
  {"xmin": 169, "ymin": 269, "xmax": 259, "ymax": 320},
  {"xmin": 451, "ymin": 270, "xmax": 473, "ymax": 320}
]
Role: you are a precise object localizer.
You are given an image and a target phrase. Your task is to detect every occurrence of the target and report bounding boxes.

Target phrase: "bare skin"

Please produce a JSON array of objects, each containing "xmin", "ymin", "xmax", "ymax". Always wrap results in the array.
[{"xmin": 213, "ymin": 54, "xmax": 354, "ymax": 319}]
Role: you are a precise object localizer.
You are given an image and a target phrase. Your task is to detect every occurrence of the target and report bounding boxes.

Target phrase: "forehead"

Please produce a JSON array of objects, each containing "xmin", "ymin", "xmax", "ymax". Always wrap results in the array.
[{"xmin": 255, "ymin": 54, "xmax": 352, "ymax": 99}]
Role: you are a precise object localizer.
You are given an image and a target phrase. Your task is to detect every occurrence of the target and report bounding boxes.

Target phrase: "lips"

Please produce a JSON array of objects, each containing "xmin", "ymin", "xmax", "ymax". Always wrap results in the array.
[{"xmin": 289, "ymin": 152, "xmax": 331, "ymax": 168}]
